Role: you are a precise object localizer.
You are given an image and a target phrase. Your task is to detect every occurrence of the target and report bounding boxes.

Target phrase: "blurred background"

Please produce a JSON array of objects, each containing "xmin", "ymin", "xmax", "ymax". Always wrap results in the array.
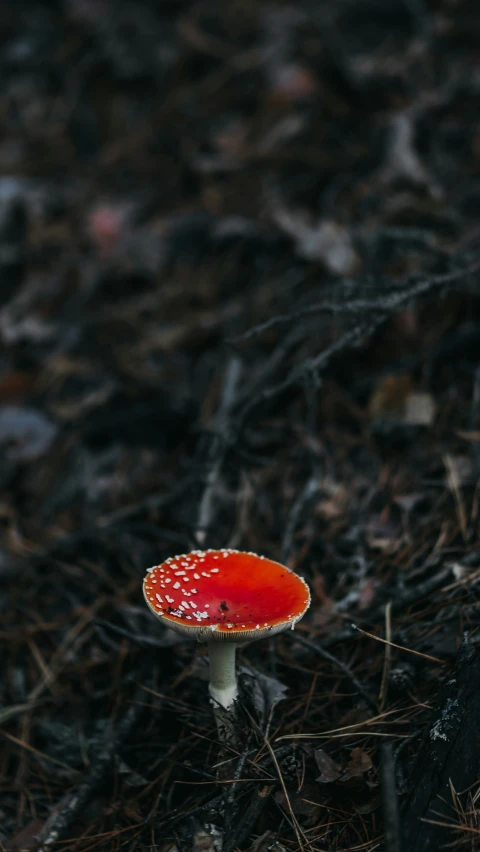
[{"xmin": 2, "ymin": 1, "xmax": 480, "ymax": 850}]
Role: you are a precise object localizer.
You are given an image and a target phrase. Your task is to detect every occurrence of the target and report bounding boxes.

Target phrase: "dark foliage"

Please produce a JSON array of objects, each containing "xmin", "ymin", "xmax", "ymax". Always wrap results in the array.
[{"xmin": 2, "ymin": 1, "xmax": 480, "ymax": 851}]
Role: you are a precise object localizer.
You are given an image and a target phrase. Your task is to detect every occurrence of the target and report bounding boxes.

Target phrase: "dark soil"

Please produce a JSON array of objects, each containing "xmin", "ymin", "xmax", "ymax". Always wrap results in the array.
[{"xmin": 2, "ymin": 1, "xmax": 480, "ymax": 851}]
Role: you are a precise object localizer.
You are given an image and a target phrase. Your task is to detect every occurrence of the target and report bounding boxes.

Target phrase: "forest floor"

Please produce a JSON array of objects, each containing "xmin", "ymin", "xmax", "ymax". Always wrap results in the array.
[{"xmin": 2, "ymin": 1, "xmax": 480, "ymax": 851}]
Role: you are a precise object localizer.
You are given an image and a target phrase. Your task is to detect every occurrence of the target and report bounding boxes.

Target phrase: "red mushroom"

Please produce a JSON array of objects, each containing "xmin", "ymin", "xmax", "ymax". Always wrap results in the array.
[{"xmin": 143, "ymin": 549, "xmax": 310, "ymax": 736}]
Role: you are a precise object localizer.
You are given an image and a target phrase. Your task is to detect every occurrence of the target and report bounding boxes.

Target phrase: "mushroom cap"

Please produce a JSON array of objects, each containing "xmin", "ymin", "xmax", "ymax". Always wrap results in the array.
[{"xmin": 143, "ymin": 549, "xmax": 310, "ymax": 642}]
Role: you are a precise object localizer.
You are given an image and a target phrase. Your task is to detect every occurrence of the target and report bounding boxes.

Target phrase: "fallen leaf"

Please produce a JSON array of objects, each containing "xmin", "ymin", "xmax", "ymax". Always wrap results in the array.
[
  {"xmin": 342, "ymin": 748, "xmax": 373, "ymax": 780},
  {"xmin": 240, "ymin": 666, "xmax": 288, "ymax": 722},
  {"xmin": 314, "ymin": 748, "xmax": 342, "ymax": 783}
]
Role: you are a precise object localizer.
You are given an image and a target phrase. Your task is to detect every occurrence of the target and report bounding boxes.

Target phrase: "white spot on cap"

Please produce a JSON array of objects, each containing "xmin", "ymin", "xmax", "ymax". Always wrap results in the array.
[
  {"xmin": 165, "ymin": 595, "xmax": 174, "ymax": 604},
  {"xmin": 155, "ymin": 594, "xmax": 163, "ymax": 603},
  {"xmin": 193, "ymin": 573, "xmax": 200, "ymax": 579},
  {"xmin": 211, "ymin": 568, "xmax": 219, "ymax": 574},
  {"xmin": 173, "ymin": 582, "xmax": 181, "ymax": 589},
  {"xmin": 175, "ymin": 571, "xmax": 186, "ymax": 576}
]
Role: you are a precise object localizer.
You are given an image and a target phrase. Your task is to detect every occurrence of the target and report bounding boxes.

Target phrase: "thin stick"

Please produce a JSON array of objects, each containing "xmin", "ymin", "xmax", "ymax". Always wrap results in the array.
[
  {"xmin": 351, "ymin": 624, "xmax": 445, "ymax": 664},
  {"xmin": 288, "ymin": 731, "xmax": 410, "ymax": 740},
  {"xmin": 379, "ymin": 603, "xmax": 392, "ymax": 710},
  {"xmin": 277, "ymin": 703, "xmax": 425, "ymax": 741},
  {"xmin": 232, "ymin": 256, "xmax": 480, "ymax": 343},
  {"xmin": 420, "ymin": 819, "xmax": 480, "ymax": 835}
]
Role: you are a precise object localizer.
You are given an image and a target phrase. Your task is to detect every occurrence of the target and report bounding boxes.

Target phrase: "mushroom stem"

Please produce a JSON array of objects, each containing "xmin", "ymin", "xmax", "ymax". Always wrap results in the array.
[
  {"xmin": 208, "ymin": 641, "xmax": 238, "ymax": 709},
  {"xmin": 208, "ymin": 641, "xmax": 239, "ymax": 747}
]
